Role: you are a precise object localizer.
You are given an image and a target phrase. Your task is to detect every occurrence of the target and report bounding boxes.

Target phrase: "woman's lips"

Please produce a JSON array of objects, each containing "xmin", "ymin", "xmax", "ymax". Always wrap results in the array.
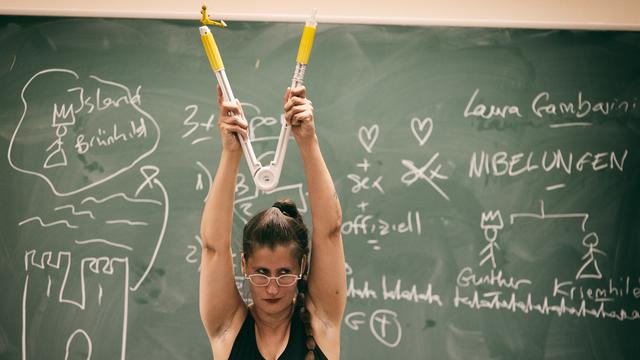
[{"xmin": 264, "ymin": 298, "xmax": 281, "ymax": 304}]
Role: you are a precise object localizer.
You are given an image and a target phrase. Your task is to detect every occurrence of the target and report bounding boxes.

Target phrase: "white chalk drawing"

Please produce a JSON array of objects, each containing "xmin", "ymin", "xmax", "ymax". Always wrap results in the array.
[
  {"xmin": 64, "ymin": 329, "xmax": 92, "ymax": 360},
  {"xmin": 346, "ymin": 174, "xmax": 385, "ymax": 194},
  {"xmin": 531, "ymin": 91, "xmax": 637, "ymax": 125},
  {"xmin": 234, "ymin": 182, "xmax": 308, "ymax": 224},
  {"xmin": 23, "ymin": 255, "xmax": 130, "ymax": 359},
  {"xmin": 345, "ymin": 262, "xmax": 353, "ymax": 276},
  {"xmin": 130, "ymin": 166, "xmax": 169, "ymax": 292},
  {"xmin": 243, "ymin": 102, "xmax": 283, "ymax": 142},
  {"xmin": 510, "ymin": 200, "xmax": 589, "ymax": 232},
  {"xmin": 181, "ymin": 104, "xmax": 214, "ymax": 145},
  {"xmin": 410, "ymin": 117, "xmax": 433, "ymax": 146},
  {"xmin": 11, "ymin": 69, "xmax": 168, "ymax": 360},
  {"xmin": 11, "ymin": 64, "xmax": 640, "ymax": 360},
  {"xmin": 479, "ymin": 210, "xmax": 504, "ymax": 268},
  {"xmin": 105, "ymin": 220, "xmax": 148, "ymax": 226},
  {"xmin": 545, "ymin": 183, "xmax": 566, "ymax": 191},
  {"xmin": 358, "ymin": 125, "xmax": 379, "ymax": 153},
  {"xmin": 20, "ymin": 167, "xmax": 165, "ymax": 359},
  {"xmin": 367, "ymin": 239, "xmax": 381, "ymax": 251},
  {"xmin": 196, "ymin": 161, "xmax": 213, "ymax": 202},
  {"xmin": 463, "ymin": 89, "xmax": 637, "ymax": 126},
  {"xmin": 576, "ymin": 232, "xmax": 606, "ymax": 280},
  {"xmin": 400, "ymin": 154, "xmax": 449, "ymax": 201},
  {"xmin": 18, "ymin": 217, "xmax": 79, "ymax": 229},
  {"xmin": 468, "ymin": 149, "xmax": 627, "ymax": 178},
  {"xmin": 356, "ymin": 158, "xmax": 371, "ymax": 172},
  {"xmin": 341, "ymin": 212, "xmax": 422, "ymax": 238},
  {"xmin": 186, "ymin": 235, "xmax": 203, "ymax": 272},
  {"xmin": 345, "ymin": 311, "xmax": 367, "ymax": 331},
  {"xmin": 464, "ymin": 88, "xmax": 524, "ymax": 120},
  {"xmin": 357, "ymin": 201, "xmax": 369, "ymax": 212},
  {"xmin": 55, "ymin": 205, "xmax": 95, "ymax": 219},
  {"xmin": 74, "ymin": 239, "xmax": 133, "ymax": 251},
  {"xmin": 370, "ymin": 309, "xmax": 402, "ymax": 348},
  {"xmin": 235, "ymin": 173, "xmax": 250, "ymax": 197},
  {"xmin": 343, "ymin": 309, "xmax": 402, "ymax": 348},
  {"xmin": 456, "ymin": 267, "xmax": 531, "ymax": 290},
  {"xmin": 7, "ymin": 68, "xmax": 160, "ymax": 196},
  {"xmin": 81, "ymin": 193, "xmax": 162, "ymax": 206}
]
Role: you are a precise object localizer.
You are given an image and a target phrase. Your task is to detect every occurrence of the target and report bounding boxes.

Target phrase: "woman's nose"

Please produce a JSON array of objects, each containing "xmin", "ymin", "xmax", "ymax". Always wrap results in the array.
[{"xmin": 266, "ymin": 280, "xmax": 279, "ymax": 295}]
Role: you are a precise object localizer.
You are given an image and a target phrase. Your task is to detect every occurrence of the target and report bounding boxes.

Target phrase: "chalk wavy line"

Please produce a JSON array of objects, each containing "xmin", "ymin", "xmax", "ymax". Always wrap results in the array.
[
  {"xmin": 81, "ymin": 193, "xmax": 161, "ymax": 206},
  {"xmin": 18, "ymin": 217, "xmax": 78, "ymax": 229},
  {"xmin": 105, "ymin": 220, "xmax": 148, "ymax": 226},
  {"xmin": 74, "ymin": 239, "xmax": 133, "ymax": 251},
  {"xmin": 54, "ymin": 204, "xmax": 96, "ymax": 219}
]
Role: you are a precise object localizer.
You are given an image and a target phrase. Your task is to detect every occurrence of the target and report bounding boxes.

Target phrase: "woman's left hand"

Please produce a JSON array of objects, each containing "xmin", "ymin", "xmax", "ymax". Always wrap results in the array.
[{"xmin": 284, "ymin": 86, "xmax": 316, "ymax": 143}]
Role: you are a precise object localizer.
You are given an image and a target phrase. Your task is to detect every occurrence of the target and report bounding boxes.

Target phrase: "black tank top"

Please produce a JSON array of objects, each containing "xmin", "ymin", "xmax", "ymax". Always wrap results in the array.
[{"xmin": 229, "ymin": 308, "xmax": 328, "ymax": 360}]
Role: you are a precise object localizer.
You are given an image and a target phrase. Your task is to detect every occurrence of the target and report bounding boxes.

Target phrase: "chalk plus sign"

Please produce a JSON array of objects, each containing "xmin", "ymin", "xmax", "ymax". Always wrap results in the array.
[{"xmin": 356, "ymin": 158, "xmax": 371, "ymax": 172}]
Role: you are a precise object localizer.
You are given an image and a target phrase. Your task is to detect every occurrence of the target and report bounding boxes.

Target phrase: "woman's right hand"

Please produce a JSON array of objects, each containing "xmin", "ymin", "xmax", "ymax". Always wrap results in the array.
[{"xmin": 216, "ymin": 84, "xmax": 248, "ymax": 153}]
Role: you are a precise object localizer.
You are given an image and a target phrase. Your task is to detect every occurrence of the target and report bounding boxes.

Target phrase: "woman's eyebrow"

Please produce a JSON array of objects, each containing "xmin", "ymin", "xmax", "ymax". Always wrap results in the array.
[{"xmin": 251, "ymin": 266, "xmax": 293, "ymax": 273}]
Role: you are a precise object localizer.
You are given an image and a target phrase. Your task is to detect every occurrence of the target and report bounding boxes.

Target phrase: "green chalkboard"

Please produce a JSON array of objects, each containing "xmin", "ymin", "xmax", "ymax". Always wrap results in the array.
[{"xmin": 1, "ymin": 16, "xmax": 640, "ymax": 360}]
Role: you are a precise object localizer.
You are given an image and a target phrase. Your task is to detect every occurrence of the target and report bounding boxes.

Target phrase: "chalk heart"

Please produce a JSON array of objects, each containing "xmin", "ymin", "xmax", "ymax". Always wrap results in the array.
[
  {"xmin": 411, "ymin": 117, "xmax": 433, "ymax": 146},
  {"xmin": 358, "ymin": 124, "xmax": 379, "ymax": 153}
]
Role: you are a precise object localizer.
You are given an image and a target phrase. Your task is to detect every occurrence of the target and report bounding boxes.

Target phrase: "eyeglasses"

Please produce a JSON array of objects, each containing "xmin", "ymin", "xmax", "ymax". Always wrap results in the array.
[{"xmin": 245, "ymin": 273, "xmax": 302, "ymax": 287}]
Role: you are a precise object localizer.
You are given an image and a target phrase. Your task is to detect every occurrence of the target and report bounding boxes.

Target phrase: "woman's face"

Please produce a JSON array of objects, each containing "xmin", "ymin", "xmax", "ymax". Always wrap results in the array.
[{"xmin": 243, "ymin": 243, "xmax": 303, "ymax": 314}]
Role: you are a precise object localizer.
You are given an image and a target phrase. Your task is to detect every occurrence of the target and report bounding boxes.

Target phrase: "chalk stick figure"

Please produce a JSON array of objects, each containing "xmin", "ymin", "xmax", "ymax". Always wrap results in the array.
[{"xmin": 576, "ymin": 232, "xmax": 606, "ymax": 280}]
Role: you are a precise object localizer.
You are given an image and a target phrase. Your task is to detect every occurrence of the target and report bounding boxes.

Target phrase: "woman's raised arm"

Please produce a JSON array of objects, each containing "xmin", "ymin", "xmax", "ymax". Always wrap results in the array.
[
  {"xmin": 284, "ymin": 86, "xmax": 347, "ymax": 326},
  {"xmin": 199, "ymin": 86, "xmax": 248, "ymax": 340}
]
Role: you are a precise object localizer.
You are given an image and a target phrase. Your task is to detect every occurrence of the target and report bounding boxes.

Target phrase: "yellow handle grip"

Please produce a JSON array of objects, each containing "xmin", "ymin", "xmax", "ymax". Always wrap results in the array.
[
  {"xmin": 296, "ymin": 25, "xmax": 316, "ymax": 64},
  {"xmin": 201, "ymin": 30, "xmax": 224, "ymax": 71}
]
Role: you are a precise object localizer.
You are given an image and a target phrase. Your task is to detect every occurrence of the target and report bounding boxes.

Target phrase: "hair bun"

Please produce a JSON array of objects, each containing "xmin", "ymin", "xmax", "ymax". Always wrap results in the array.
[{"xmin": 272, "ymin": 199, "xmax": 301, "ymax": 220}]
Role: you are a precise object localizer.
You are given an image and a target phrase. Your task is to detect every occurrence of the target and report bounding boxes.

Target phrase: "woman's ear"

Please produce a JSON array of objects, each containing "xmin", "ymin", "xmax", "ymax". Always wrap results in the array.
[{"xmin": 240, "ymin": 252, "xmax": 247, "ymax": 275}]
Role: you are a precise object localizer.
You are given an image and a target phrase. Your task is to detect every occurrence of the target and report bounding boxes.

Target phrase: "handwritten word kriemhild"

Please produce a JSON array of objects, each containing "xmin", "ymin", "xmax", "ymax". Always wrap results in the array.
[
  {"xmin": 553, "ymin": 277, "xmax": 640, "ymax": 302},
  {"xmin": 464, "ymin": 88, "xmax": 638, "ymax": 122}
]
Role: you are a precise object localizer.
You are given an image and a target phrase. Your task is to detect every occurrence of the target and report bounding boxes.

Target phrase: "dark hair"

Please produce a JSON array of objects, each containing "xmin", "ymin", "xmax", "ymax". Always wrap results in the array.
[{"xmin": 242, "ymin": 199, "xmax": 317, "ymax": 359}]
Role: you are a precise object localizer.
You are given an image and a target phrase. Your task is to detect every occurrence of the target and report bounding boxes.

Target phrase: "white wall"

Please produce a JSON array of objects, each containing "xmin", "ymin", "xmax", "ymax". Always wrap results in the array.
[{"xmin": 1, "ymin": 0, "xmax": 639, "ymax": 30}]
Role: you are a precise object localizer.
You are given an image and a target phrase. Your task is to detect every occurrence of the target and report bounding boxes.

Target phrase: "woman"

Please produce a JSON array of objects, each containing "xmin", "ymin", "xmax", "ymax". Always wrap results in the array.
[{"xmin": 199, "ymin": 84, "xmax": 346, "ymax": 360}]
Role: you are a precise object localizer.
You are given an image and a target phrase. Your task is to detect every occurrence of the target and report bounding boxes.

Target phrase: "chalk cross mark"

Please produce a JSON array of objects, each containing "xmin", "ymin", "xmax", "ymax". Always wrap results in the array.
[{"xmin": 400, "ymin": 153, "xmax": 449, "ymax": 201}]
